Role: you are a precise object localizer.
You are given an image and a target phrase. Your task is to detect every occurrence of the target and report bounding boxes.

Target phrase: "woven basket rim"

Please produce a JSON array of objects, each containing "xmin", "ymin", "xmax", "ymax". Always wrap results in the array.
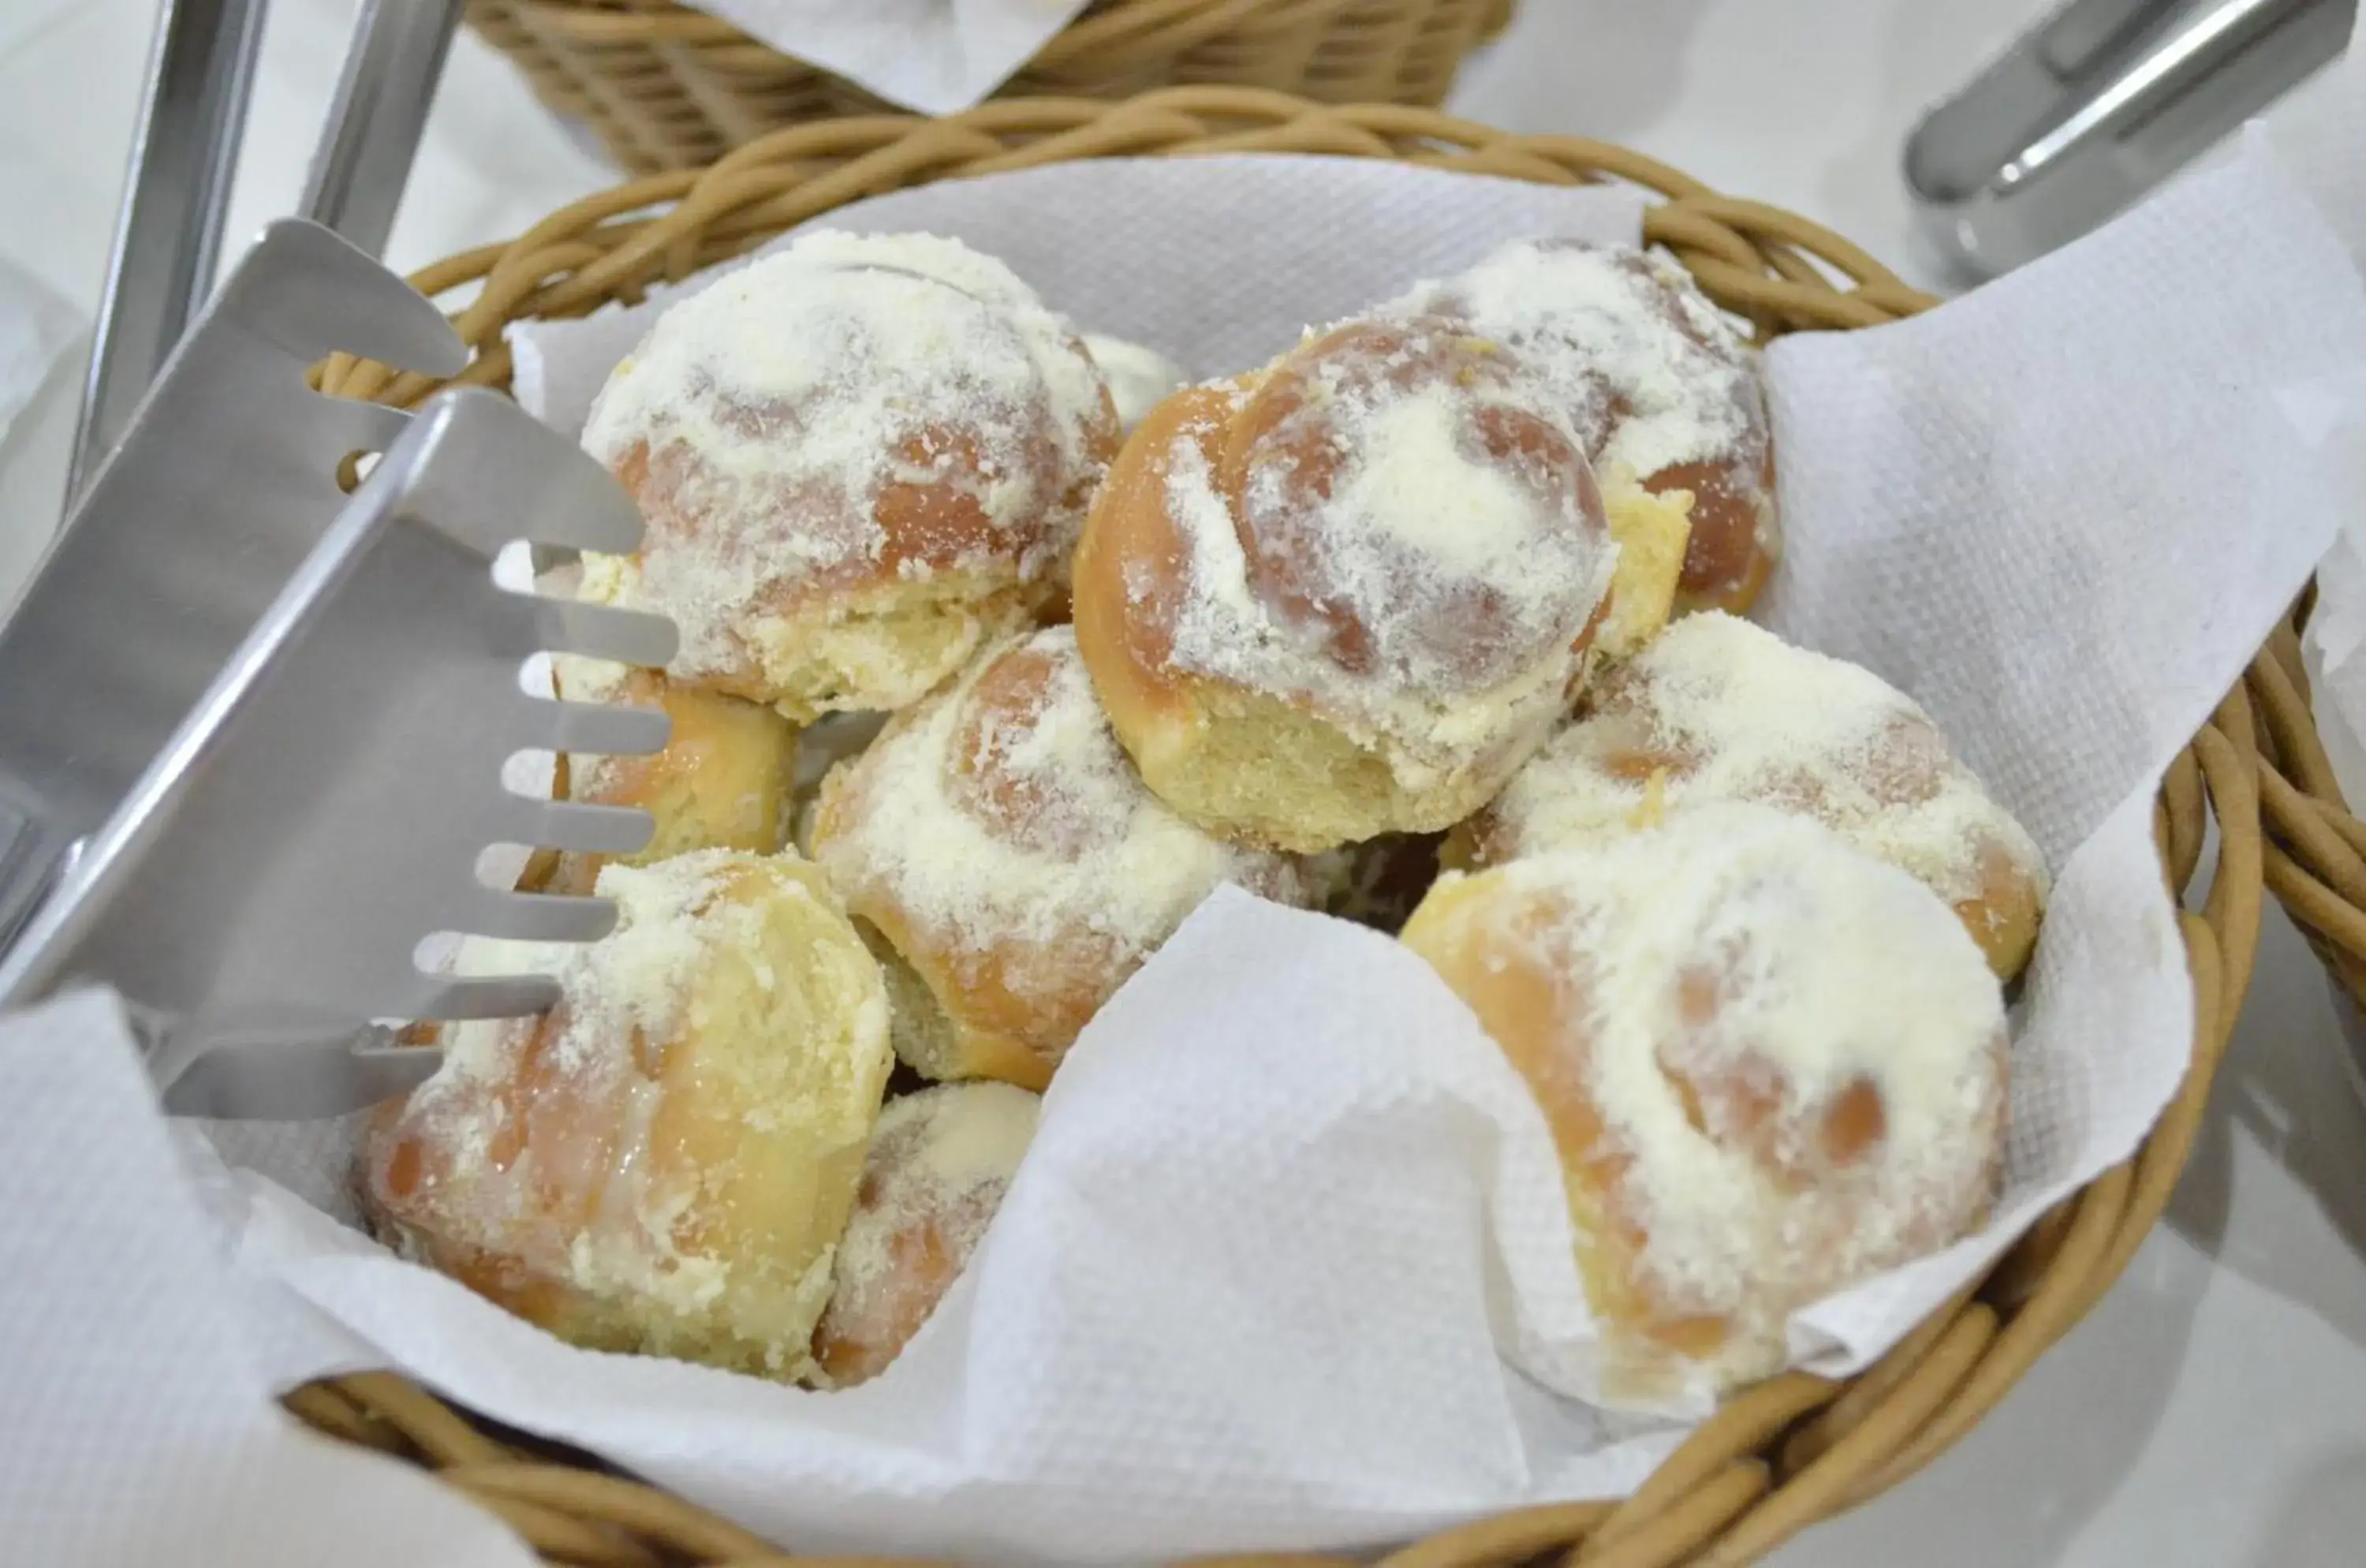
[{"xmin": 299, "ymin": 87, "xmax": 2267, "ymax": 1568}]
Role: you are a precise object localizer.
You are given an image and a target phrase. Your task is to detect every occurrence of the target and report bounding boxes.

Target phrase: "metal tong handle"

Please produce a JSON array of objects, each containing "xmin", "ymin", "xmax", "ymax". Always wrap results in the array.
[
  {"xmin": 2002, "ymin": 0, "xmax": 2320, "ymax": 192},
  {"xmin": 1905, "ymin": 0, "xmax": 2355, "ymax": 278},
  {"xmin": 67, "ymin": 0, "xmax": 462, "ymax": 500}
]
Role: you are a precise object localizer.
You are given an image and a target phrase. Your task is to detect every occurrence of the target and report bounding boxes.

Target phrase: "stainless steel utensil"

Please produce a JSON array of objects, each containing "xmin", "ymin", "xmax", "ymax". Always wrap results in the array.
[
  {"xmin": 69, "ymin": 0, "xmax": 467, "ymax": 499},
  {"xmin": 298, "ymin": 0, "xmax": 465, "ymax": 252},
  {"xmin": 0, "ymin": 219, "xmax": 466, "ymax": 954},
  {"xmin": 0, "ymin": 388, "xmax": 675, "ymax": 1119},
  {"xmin": 1906, "ymin": 0, "xmax": 2356, "ymax": 280},
  {"xmin": 67, "ymin": 0, "xmax": 271, "ymax": 502}
]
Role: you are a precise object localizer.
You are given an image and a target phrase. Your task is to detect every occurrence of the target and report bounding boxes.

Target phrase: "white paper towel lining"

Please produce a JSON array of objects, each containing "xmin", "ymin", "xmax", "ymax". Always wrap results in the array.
[
  {"xmin": 2278, "ymin": 47, "xmax": 2366, "ymax": 811},
  {"xmin": 151, "ymin": 144, "xmax": 2366, "ymax": 1562},
  {"xmin": 0, "ymin": 991, "xmax": 536, "ymax": 1568}
]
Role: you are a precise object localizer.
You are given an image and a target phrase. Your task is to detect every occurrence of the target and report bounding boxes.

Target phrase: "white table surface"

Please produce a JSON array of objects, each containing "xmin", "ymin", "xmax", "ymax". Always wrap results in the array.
[{"xmin": 4, "ymin": 2, "xmax": 2364, "ymax": 1564}]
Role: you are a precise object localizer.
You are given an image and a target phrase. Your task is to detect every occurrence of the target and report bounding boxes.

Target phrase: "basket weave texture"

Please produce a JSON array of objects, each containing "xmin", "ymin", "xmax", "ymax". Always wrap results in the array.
[
  {"xmin": 466, "ymin": 0, "xmax": 1515, "ymax": 174},
  {"xmin": 2251, "ymin": 605, "xmax": 2366, "ymax": 1016},
  {"xmin": 301, "ymin": 87, "xmax": 2270, "ymax": 1568}
]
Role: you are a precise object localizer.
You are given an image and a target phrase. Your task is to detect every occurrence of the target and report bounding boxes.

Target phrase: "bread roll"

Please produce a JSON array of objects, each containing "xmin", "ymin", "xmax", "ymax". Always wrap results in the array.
[
  {"xmin": 1451, "ymin": 612, "xmax": 2047, "ymax": 980},
  {"xmin": 789, "ymin": 710, "xmax": 891, "ymax": 858},
  {"xmin": 1394, "ymin": 239, "xmax": 1777, "ymax": 616},
  {"xmin": 811, "ymin": 625, "xmax": 1312, "ymax": 1088},
  {"xmin": 579, "ymin": 232, "xmax": 1121, "ymax": 720},
  {"xmin": 543, "ymin": 659, "xmax": 799, "ymax": 895},
  {"xmin": 1402, "ymin": 805, "xmax": 2008, "ymax": 1400},
  {"xmin": 362, "ymin": 849, "xmax": 894, "ymax": 1379},
  {"xmin": 1072, "ymin": 315, "xmax": 1617, "ymax": 852},
  {"xmin": 812, "ymin": 1081, "xmax": 1039, "ymax": 1386}
]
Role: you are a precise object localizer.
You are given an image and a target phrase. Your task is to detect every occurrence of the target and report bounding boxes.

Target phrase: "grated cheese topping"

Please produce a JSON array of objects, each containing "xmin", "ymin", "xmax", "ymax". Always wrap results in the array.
[{"xmin": 381, "ymin": 850, "xmax": 891, "ymax": 1360}]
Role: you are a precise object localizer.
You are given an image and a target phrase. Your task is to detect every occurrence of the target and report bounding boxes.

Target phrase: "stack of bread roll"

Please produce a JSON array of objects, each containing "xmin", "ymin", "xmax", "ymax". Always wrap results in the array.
[{"xmin": 363, "ymin": 228, "xmax": 2049, "ymax": 1402}]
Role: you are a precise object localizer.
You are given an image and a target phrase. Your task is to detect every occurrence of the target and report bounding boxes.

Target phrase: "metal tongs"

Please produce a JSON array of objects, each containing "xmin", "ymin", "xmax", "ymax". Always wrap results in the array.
[
  {"xmin": 1905, "ymin": 0, "xmax": 2356, "ymax": 279},
  {"xmin": 0, "ymin": 0, "xmax": 677, "ymax": 1118},
  {"xmin": 72, "ymin": 0, "xmax": 464, "ymax": 496},
  {"xmin": 0, "ymin": 376, "xmax": 673, "ymax": 1118}
]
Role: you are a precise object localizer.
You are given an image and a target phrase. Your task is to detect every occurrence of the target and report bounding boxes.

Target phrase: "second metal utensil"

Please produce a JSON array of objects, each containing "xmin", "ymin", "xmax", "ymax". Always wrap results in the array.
[{"xmin": 1906, "ymin": 0, "xmax": 2355, "ymax": 280}]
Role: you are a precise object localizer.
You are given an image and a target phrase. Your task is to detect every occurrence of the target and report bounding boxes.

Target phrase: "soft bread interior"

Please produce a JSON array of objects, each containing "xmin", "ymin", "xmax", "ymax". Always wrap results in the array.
[
  {"xmin": 364, "ymin": 853, "xmax": 894, "ymax": 1380},
  {"xmin": 853, "ymin": 914, "xmax": 966, "ymax": 1082},
  {"xmin": 563, "ymin": 857, "xmax": 894, "ymax": 1376},
  {"xmin": 1598, "ymin": 480, "xmax": 1692, "ymax": 659},
  {"xmin": 546, "ymin": 670, "xmax": 799, "ymax": 896},
  {"xmin": 748, "ymin": 572, "xmax": 1044, "ymax": 722},
  {"xmin": 1124, "ymin": 679, "xmax": 1507, "ymax": 853}
]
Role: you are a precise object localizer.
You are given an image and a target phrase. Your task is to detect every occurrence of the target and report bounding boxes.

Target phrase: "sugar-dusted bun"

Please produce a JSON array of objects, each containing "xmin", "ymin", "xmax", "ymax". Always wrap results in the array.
[
  {"xmin": 580, "ymin": 232, "xmax": 1122, "ymax": 720},
  {"xmin": 1398, "ymin": 239, "xmax": 1777, "ymax": 616},
  {"xmin": 1452, "ymin": 612, "xmax": 2047, "ymax": 980},
  {"xmin": 1401, "ymin": 805, "xmax": 2008, "ymax": 1401},
  {"xmin": 543, "ymin": 658, "xmax": 800, "ymax": 895},
  {"xmin": 812, "ymin": 1081, "xmax": 1039, "ymax": 1387},
  {"xmin": 1073, "ymin": 315, "xmax": 1618, "ymax": 852},
  {"xmin": 811, "ymin": 624, "xmax": 1312, "ymax": 1088},
  {"xmin": 361, "ymin": 850, "xmax": 894, "ymax": 1379}
]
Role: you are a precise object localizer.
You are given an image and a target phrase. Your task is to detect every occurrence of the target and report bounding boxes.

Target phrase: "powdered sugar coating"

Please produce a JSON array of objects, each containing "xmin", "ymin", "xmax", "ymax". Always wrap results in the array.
[
  {"xmin": 1417, "ymin": 804, "xmax": 2007, "ymax": 1395},
  {"xmin": 812, "ymin": 1081, "xmax": 1039, "ymax": 1385},
  {"xmin": 579, "ymin": 232, "xmax": 1117, "ymax": 696},
  {"xmin": 1155, "ymin": 318, "xmax": 1616, "ymax": 786},
  {"xmin": 1468, "ymin": 612, "xmax": 2048, "ymax": 920},
  {"xmin": 363, "ymin": 851, "xmax": 892, "ymax": 1376},
  {"xmin": 1394, "ymin": 240, "xmax": 1776, "ymax": 608},
  {"xmin": 812, "ymin": 625, "xmax": 1310, "ymax": 1059}
]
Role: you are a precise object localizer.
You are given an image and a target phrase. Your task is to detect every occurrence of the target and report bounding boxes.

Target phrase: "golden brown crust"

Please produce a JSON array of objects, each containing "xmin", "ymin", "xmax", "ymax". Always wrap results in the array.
[
  {"xmin": 546, "ymin": 666, "xmax": 799, "ymax": 896},
  {"xmin": 1407, "ymin": 239, "xmax": 1778, "ymax": 617},
  {"xmin": 1073, "ymin": 324, "xmax": 1614, "ymax": 852},
  {"xmin": 1401, "ymin": 819, "xmax": 2009, "ymax": 1398},
  {"xmin": 1457, "ymin": 615, "xmax": 2047, "ymax": 982},
  {"xmin": 586, "ymin": 238, "xmax": 1122, "ymax": 718},
  {"xmin": 811, "ymin": 626, "xmax": 1311, "ymax": 1085},
  {"xmin": 1070, "ymin": 383, "xmax": 1221, "ymax": 737},
  {"xmin": 361, "ymin": 853, "xmax": 894, "ymax": 1379},
  {"xmin": 809, "ymin": 1081, "xmax": 1038, "ymax": 1386}
]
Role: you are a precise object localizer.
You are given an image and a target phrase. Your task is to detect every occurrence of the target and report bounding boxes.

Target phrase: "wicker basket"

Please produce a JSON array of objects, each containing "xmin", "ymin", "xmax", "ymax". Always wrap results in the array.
[
  {"xmin": 467, "ymin": 0, "xmax": 1517, "ymax": 174},
  {"xmin": 297, "ymin": 88, "xmax": 2270, "ymax": 1568},
  {"xmin": 2252, "ymin": 606, "xmax": 2366, "ymax": 1027}
]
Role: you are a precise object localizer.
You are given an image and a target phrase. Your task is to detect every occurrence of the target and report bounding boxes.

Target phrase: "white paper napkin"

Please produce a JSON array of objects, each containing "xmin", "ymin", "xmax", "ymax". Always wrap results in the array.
[
  {"xmin": 36, "ymin": 136, "xmax": 2366, "ymax": 1563},
  {"xmin": 0, "ymin": 991, "xmax": 537, "ymax": 1568},
  {"xmin": 2267, "ymin": 47, "xmax": 2366, "ymax": 806},
  {"xmin": 683, "ymin": 0, "xmax": 1095, "ymax": 118}
]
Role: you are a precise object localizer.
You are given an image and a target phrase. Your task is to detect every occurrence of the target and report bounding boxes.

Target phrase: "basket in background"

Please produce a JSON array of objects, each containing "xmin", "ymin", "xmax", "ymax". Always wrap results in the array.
[
  {"xmin": 465, "ymin": 0, "xmax": 1520, "ymax": 174},
  {"xmin": 297, "ymin": 88, "xmax": 2270, "ymax": 1568}
]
